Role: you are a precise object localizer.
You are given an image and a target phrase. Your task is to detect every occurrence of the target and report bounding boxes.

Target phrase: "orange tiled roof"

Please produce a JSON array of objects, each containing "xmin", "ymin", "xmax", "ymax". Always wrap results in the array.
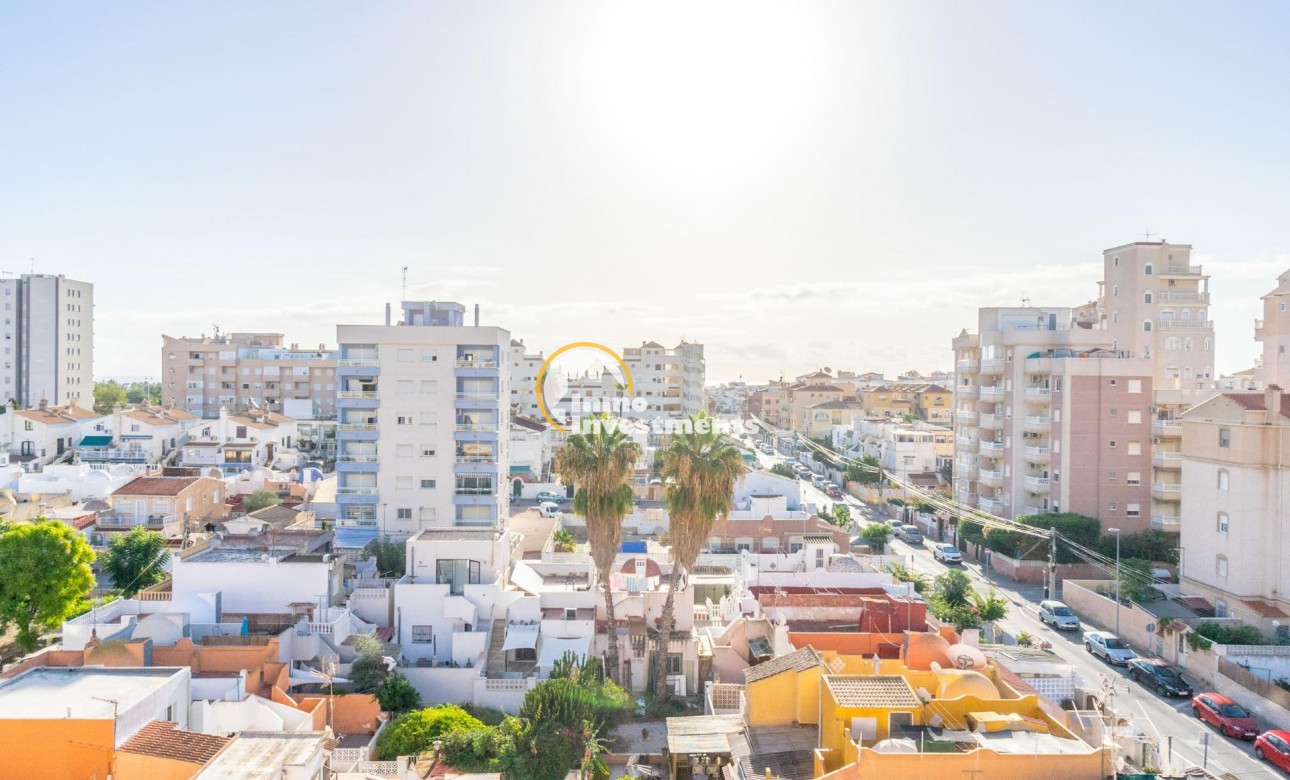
[
  {"xmin": 15, "ymin": 404, "xmax": 100, "ymax": 424},
  {"xmin": 118, "ymin": 720, "xmax": 231, "ymax": 764},
  {"xmin": 113, "ymin": 476, "xmax": 201, "ymax": 496}
]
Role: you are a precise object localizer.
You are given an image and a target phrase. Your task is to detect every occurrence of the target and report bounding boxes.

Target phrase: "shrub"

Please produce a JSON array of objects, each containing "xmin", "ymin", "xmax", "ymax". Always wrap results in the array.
[
  {"xmin": 441, "ymin": 727, "xmax": 500, "ymax": 771},
  {"xmin": 349, "ymin": 654, "xmax": 389, "ymax": 693},
  {"xmin": 376, "ymin": 675, "xmax": 421, "ymax": 713},
  {"xmin": 375, "ymin": 705, "xmax": 486, "ymax": 759},
  {"xmin": 1194, "ymin": 622, "xmax": 1266, "ymax": 646},
  {"xmin": 860, "ymin": 523, "xmax": 892, "ymax": 553}
]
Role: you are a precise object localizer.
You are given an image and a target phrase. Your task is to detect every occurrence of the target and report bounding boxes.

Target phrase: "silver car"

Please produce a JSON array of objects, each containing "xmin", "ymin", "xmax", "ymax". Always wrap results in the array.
[{"xmin": 1038, "ymin": 600, "xmax": 1080, "ymax": 630}]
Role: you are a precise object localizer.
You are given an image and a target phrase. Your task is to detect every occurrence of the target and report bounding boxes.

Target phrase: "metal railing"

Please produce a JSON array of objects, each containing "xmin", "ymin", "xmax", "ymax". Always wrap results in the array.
[
  {"xmin": 338, "ymin": 391, "xmax": 378, "ymax": 399},
  {"xmin": 337, "ymin": 487, "xmax": 378, "ymax": 495},
  {"xmin": 455, "ymin": 423, "xmax": 498, "ymax": 432},
  {"xmin": 1158, "ymin": 291, "xmax": 1209, "ymax": 303},
  {"xmin": 1164, "ymin": 265, "xmax": 1202, "ymax": 275},
  {"xmin": 1157, "ymin": 319, "xmax": 1211, "ymax": 330},
  {"xmin": 339, "ymin": 423, "xmax": 378, "ymax": 432},
  {"xmin": 338, "ymin": 358, "xmax": 379, "ymax": 368},
  {"xmin": 455, "ymin": 359, "xmax": 499, "ymax": 368}
]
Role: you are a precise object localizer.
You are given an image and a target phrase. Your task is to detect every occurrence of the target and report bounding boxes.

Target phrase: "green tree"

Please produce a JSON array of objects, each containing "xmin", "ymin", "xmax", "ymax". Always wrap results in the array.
[
  {"xmin": 376, "ymin": 675, "xmax": 422, "ymax": 713},
  {"xmin": 551, "ymin": 528, "xmax": 576, "ymax": 553},
  {"xmin": 365, "ymin": 536, "xmax": 406, "ymax": 578},
  {"xmin": 242, "ymin": 489, "xmax": 280, "ymax": 513},
  {"xmin": 1105, "ymin": 531, "xmax": 1179, "ymax": 565},
  {"xmin": 98, "ymin": 527, "xmax": 170, "ymax": 597},
  {"xmin": 770, "ymin": 463, "xmax": 798, "ymax": 479},
  {"xmin": 884, "ymin": 562, "xmax": 929, "ymax": 595},
  {"xmin": 860, "ymin": 522, "xmax": 892, "ymax": 553},
  {"xmin": 845, "ymin": 455, "xmax": 882, "ymax": 486},
  {"xmin": 832, "ymin": 504, "xmax": 851, "ymax": 528},
  {"xmin": 376, "ymin": 705, "xmax": 486, "ymax": 759},
  {"xmin": 655, "ymin": 415, "xmax": 747, "ymax": 700},
  {"xmin": 0, "ymin": 520, "xmax": 96, "ymax": 651},
  {"xmin": 1118, "ymin": 558, "xmax": 1162, "ymax": 604},
  {"xmin": 555, "ymin": 417, "xmax": 642, "ymax": 684},
  {"xmin": 92, "ymin": 380, "xmax": 127, "ymax": 415},
  {"xmin": 349, "ymin": 654, "xmax": 390, "ymax": 692},
  {"xmin": 124, "ymin": 381, "xmax": 162, "ymax": 406}
]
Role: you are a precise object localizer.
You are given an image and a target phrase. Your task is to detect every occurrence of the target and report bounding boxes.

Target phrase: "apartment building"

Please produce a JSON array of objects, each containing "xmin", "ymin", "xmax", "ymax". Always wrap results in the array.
[
  {"xmin": 161, "ymin": 332, "xmax": 337, "ymax": 420},
  {"xmin": 859, "ymin": 383, "xmax": 951, "ymax": 422},
  {"xmin": 839, "ymin": 418, "xmax": 953, "ymax": 480},
  {"xmin": 1099, "ymin": 241, "xmax": 1215, "ymax": 529},
  {"xmin": 1256, "ymin": 269, "xmax": 1290, "ymax": 389},
  {"xmin": 1178, "ymin": 386, "xmax": 1290, "ymax": 633},
  {"xmin": 335, "ymin": 301, "xmax": 511, "ymax": 536},
  {"xmin": 0, "ymin": 274, "xmax": 93, "ymax": 408},
  {"xmin": 952, "ymin": 307, "xmax": 1154, "ymax": 529},
  {"xmin": 745, "ymin": 383, "xmax": 785, "ymax": 426},
  {"xmin": 784, "ymin": 383, "xmax": 846, "ymax": 433},
  {"xmin": 509, "ymin": 339, "xmax": 544, "ymax": 417},
  {"xmin": 621, "ymin": 340, "xmax": 706, "ymax": 418}
]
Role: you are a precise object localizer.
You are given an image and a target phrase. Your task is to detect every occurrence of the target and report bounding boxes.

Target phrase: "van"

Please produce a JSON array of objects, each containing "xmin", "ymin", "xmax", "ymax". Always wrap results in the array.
[
  {"xmin": 897, "ymin": 525, "xmax": 923, "ymax": 544},
  {"xmin": 538, "ymin": 502, "xmax": 563, "ymax": 519}
]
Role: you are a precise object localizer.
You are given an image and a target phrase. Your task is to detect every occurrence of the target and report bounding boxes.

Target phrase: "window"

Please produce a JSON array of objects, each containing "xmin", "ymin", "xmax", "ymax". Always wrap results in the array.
[
  {"xmin": 411, "ymin": 626, "xmax": 434, "ymax": 644},
  {"xmin": 1126, "ymin": 504, "xmax": 1141, "ymax": 517},
  {"xmin": 1218, "ymin": 469, "xmax": 1230, "ymax": 491},
  {"xmin": 1127, "ymin": 380, "xmax": 1142, "ymax": 394},
  {"xmin": 421, "ymin": 447, "xmax": 436, "ymax": 457},
  {"xmin": 1108, "ymin": 503, "xmax": 1117, "ymax": 513},
  {"xmin": 1219, "ymin": 428, "xmax": 1230, "ymax": 447},
  {"xmin": 1109, "ymin": 407, "xmax": 1118, "ymax": 417},
  {"xmin": 1218, "ymin": 512, "xmax": 1229, "ymax": 533},
  {"xmin": 1143, "ymin": 320, "xmax": 1152, "ymax": 332},
  {"xmin": 1127, "ymin": 410, "xmax": 1142, "ymax": 424},
  {"xmin": 1109, "ymin": 379, "xmax": 1117, "ymax": 387},
  {"xmin": 666, "ymin": 654, "xmax": 683, "ymax": 675},
  {"xmin": 420, "ymin": 412, "xmax": 437, "ymax": 426},
  {"xmin": 1144, "ymin": 263, "xmax": 1153, "ymax": 275},
  {"xmin": 1127, "ymin": 441, "xmax": 1141, "ymax": 455},
  {"xmin": 421, "ymin": 479, "xmax": 436, "ymax": 489},
  {"xmin": 1127, "ymin": 471, "xmax": 1141, "ymax": 485},
  {"xmin": 1165, "ymin": 337, "xmax": 1179, "ymax": 351},
  {"xmin": 397, "ymin": 380, "xmax": 414, "ymax": 394},
  {"xmin": 420, "ymin": 380, "xmax": 437, "ymax": 394},
  {"xmin": 1108, "ymin": 471, "xmax": 1117, "ymax": 481},
  {"xmin": 397, "ymin": 415, "xmax": 412, "ymax": 425},
  {"xmin": 1217, "ymin": 555, "xmax": 1228, "ymax": 580},
  {"xmin": 422, "ymin": 350, "xmax": 437, "ymax": 362},
  {"xmin": 397, "ymin": 443, "xmax": 413, "ymax": 457},
  {"xmin": 1109, "ymin": 440, "xmax": 1117, "ymax": 448},
  {"xmin": 1114, "ymin": 256, "xmax": 1119, "ymax": 267},
  {"xmin": 1113, "ymin": 284, "xmax": 1119, "ymax": 297},
  {"xmin": 734, "ymin": 538, "xmax": 753, "ymax": 552},
  {"xmin": 396, "ymin": 508, "xmax": 413, "ymax": 520},
  {"xmin": 1144, "ymin": 292, "xmax": 1153, "ymax": 303},
  {"xmin": 396, "ymin": 349, "xmax": 414, "ymax": 362}
]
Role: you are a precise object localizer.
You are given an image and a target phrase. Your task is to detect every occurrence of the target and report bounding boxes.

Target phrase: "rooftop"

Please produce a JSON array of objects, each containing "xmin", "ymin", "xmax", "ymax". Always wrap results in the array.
[
  {"xmin": 193, "ymin": 731, "xmax": 325, "ymax": 779},
  {"xmin": 0, "ymin": 667, "xmax": 187, "ymax": 720},
  {"xmin": 119, "ymin": 720, "xmax": 232, "ymax": 764},
  {"xmin": 744, "ymin": 646, "xmax": 820, "ymax": 683},
  {"xmin": 413, "ymin": 527, "xmax": 501, "ymax": 542},
  {"xmin": 825, "ymin": 675, "xmax": 922, "ymax": 709},
  {"xmin": 113, "ymin": 476, "xmax": 202, "ymax": 496}
]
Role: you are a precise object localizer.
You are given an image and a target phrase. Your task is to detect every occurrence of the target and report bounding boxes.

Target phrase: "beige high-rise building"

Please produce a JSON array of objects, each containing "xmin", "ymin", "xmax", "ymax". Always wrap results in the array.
[
  {"xmin": 1256, "ymin": 270, "xmax": 1290, "ymax": 389},
  {"xmin": 161, "ymin": 333, "xmax": 337, "ymax": 420},
  {"xmin": 1098, "ymin": 241, "xmax": 1215, "ymax": 533}
]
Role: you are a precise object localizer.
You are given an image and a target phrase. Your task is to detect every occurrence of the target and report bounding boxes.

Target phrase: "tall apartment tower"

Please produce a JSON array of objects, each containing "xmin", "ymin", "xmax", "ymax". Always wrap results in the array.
[
  {"xmin": 336, "ymin": 302, "xmax": 511, "ymax": 536},
  {"xmin": 1099, "ymin": 242, "xmax": 1215, "ymax": 532},
  {"xmin": 0, "ymin": 274, "xmax": 93, "ymax": 408},
  {"xmin": 952, "ymin": 307, "xmax": 1154, "ymax": 530},
  {"xmin": 621, "ymin": 340, "xmax": 706, "ymax": 418},
  {"xmin": 162, "ymin": 333, "xmax": 337, "ymax": 420},
  {"xmin": 1255, "ymin": 270, "xmax": 1290, "ymax": 388}
]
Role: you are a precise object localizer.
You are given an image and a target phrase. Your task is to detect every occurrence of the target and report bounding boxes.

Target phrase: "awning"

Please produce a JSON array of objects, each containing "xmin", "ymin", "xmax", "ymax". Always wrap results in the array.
[
  {"xmin": 443, "ymin": 596, "xmax": 477, "ymax": 624},
  {"xmin": 502, "ymin": 623, "xmax": 541, "ymax": 651},
  {"xmin": 333, "ymin": 527, "xmax": 378, "ymax": 550},
  {"xmin": 79, "ymin": 435, "xmax": 112, "ymax": 447},
  {"xmin": 288, "ymin": 666, "xmax": 351, "ymax": 688},
  {"xmin": 537, "ymin": 635, "xmax": 592, "ymax": 667},
  {"xmin": 510, "ymin": 562, "xmax": 544, "ymax": 596}
]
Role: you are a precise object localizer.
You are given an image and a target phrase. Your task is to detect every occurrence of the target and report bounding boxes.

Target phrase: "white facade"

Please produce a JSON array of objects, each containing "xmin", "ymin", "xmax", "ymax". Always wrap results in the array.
[
  {"xmin": 622, "ymin": 340, "xmax": 706, "ymax": 419},
  {"xmin": 171, "ymin": 544, "xmax": 345, "ymax": 615},
  {"xmin": 4, "ymin": 400, "xmax": 106, "ymax": 465},
  {"xmin": 335, "ymin": 301, "xmax": 511, "ymax": 535},
  {"xmin": 0, "ymin": 274, "xmax": 93, "ymax": 408},
  {"xmin": 179, "ymin": 407, "xmax": 300, "ymax": 474},
  {"xmin": 1256, "ymin": 270, "xmax": 1290, "ymax": 389}
]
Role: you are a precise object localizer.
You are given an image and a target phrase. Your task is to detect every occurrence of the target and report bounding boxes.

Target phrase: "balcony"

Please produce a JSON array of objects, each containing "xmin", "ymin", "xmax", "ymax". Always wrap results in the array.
[
  {"xmin": 978, "ymin": 496, "xmax": 1003, "ymax": 514},
  {"xmin": 337, "ymin": 390, "xmax": 379, "ymax": 409},
  {"xmin": 336, "ymin": 455, "xmax": 379, "ymax": 473},
  {"xmin": 1157, "ymin": 319, "xmax": 1211, "ymax": 331},
  {"xmin": 1024, "ymin": 445, "xmax": 1050, "ymax": 462},
  {"xmin": 957, "ymin": 462, "xmax": 978, "ymax": 480},
  {"xmin": 1023, "ymin": 415, "xmax": 1052, "ymax": 433},
  {"xmin": 455, "ymin": 392, "xmax": 500, "ymax": 410},
  {"xmin": 337, "ymin": 423, "xmax": 378, "ymax": 442},
  {"xmin": 979, "ymin": 440, "xmax": 1005, "ymax": 456},
  {"xmin": 1256, "ymin": 319, "xmax": 1266, "ymax": 340},
  {"xmin": 1151, "ymin": 514, "xmax": 1181, "ymax": 532},
  {"xmin": 980, "ymin": 358, "xmax": 1006, "ymax": 374},
  {"xmin": 978, "ymin": 469, "xmax": 1003, "ymax": 488},
  {"xmin": 980, "ymin": 386, "xmax": 1005, "ymax": 401},
  {"xmin": 1159, "ymin": 291, "xmax": 1210, "ymax": 304},
  {"xmin": 1151, "ymin": 482, "xmax": 1183, "ymax": 501},
  {"xmin": 1151, "ymin": 420, "xmax": 1183, "ymax": 437},
  {"xmin": 1024, "ymin": 504, "xmax": 1051, "ymax": 516},
  {"xmin": 338, "ymin": 390, "xmax": 378, "ymax": 399},
  {"xmin": 337, "ymin": 487, "xmax": 378, "ymax": 496},
  {"xmin": 1023, "ymin": 475, "xmax": 1051, "ymax": 493},
  {"xmin": 1023, "ymin": 387, "xmax": 1052, "ymax": 403},
  {"xmin": 957, "ymin": 359, "xmax": 980, "ymax": 373},
  {"xmin": 1162, "ymin": 264, "xmax": 1203, "ymax": 277},
  {"xmin": 957, "ymin": 385, "xmax": 979, "ymax": 400},
  {"xmin": 455, "ymin": 358, "xmax": 501, "ymax": 378},
  {"xmin": 979, "ymin": 413, "xmax": 1002, "ymax": 430},
  {"xmin": 337, "ymin": 358, "xmax": 380, "ymax": 378},
  {"xmin": 956, "ymin": 410, "xmax": 977, "ymax": 424},
  {"xmin": 956, "ymin": 492, "xmax": 978, "ymax": 507},
  {"xmin": 1152, "ymin": 450, "xmax": 1182, "ymax": 469},
  {"xmin": 955, "ymin": 436, "xmax": 978, "ymax": 452}
]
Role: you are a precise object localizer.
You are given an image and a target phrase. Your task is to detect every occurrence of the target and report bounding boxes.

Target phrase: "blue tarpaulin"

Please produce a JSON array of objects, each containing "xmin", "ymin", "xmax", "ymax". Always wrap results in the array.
[{"xmin": 620, "ymin": 541, "xmax": 647, "ymax": 553}]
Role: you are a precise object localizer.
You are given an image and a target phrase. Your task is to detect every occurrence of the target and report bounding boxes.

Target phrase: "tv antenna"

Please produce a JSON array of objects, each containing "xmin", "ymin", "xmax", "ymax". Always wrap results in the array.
[
  {"xmin": 1020, "ymin": 292, "xmax": 1031, "ymax": 307},
  {"xmin": 401, "ymin": 266, "xmax": 409, "ymax": 301}
]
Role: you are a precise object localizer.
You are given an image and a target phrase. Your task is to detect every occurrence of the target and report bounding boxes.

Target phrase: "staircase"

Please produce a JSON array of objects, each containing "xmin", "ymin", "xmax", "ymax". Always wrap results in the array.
[{"xmin": 485, "ymin": 618, "xmax": 507, "ymax": 679}]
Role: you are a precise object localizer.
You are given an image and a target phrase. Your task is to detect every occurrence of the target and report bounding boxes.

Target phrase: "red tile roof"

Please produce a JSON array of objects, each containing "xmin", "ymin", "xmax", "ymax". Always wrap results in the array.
[
  {"xmin": 118, "ymin": 721, "xmax": 231, "ymax": 764},
  {"xmin": 113, "ymin": 476, "xmax": 201, "ymax": 496},
  {"xmin": 1224, "ymin": 391, "xmax": 1290, "ymax": 418},
  {"xmin": 1243, "ymin": 600, "xmax": 1289, "ymax": 619}
]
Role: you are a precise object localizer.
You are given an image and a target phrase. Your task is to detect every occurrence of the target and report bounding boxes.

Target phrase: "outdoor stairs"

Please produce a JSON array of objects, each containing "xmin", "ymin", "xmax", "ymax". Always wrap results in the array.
[{"xmin": 485, "ymin": 618, "xmax": 507, "ymax": 679}]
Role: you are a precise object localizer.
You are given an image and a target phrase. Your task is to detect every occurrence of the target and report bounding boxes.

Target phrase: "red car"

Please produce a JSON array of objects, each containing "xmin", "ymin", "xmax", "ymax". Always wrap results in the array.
[
  {"xmin": 1192, "ymin": 693, "xmax": 1258, "ymax": 740},
  {"xmin": 1256, "ymin": 730, "xmax": 1290, "ymax": 771}
]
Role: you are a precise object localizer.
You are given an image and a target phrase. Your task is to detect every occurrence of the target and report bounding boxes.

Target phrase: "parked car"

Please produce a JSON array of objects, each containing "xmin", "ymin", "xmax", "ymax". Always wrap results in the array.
[
  {"xmin": 933, "ymin": 544, "xmax": 962, "ymax": 563},
  {"xmin": 896, "ymin": 525, "xmax": 923, "ymax": 544},
  {"xmin": 1193, "ymin": 693, "xmax": 1258, "ymax": 740},
  {"xmin": 887, "ymin": 519, "xmax": 905, "ymax": 532},
  {"xmin": 1127, "ymin": 658, "xmax": 1192, "ymax": 697},
  {"xmin": 826, "ymin": 485, "xmax": 842, "ymax": 498},
  {"xmin": 538, "ymin": 502, "xmax": 563, "ymax": 519},
  {"xmin": 1083, "ymin": 630, "xmax": 1135, "ymax": 665},
  {"xmin": 1037, "ymin": 600, "xmax": 1081, "ymax": 631},
  {"xmin": 535, "ymin": 491, "xmax": 565, "ymax": 504},
  {"xmin": 1255, "ymin": 730, "xmax": 1290, "ymax": 770}
]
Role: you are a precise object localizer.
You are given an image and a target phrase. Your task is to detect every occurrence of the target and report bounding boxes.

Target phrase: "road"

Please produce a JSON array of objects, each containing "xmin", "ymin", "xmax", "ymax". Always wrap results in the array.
[{"xmin": 748, "ymin": 443, "xmax": 1281, "ymax": 777}]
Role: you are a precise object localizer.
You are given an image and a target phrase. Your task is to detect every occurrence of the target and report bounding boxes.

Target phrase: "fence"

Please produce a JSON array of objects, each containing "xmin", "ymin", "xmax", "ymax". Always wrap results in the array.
[{"xmin": 1217, "ymin": 657, "xmax": 1290, "ymax": 712}]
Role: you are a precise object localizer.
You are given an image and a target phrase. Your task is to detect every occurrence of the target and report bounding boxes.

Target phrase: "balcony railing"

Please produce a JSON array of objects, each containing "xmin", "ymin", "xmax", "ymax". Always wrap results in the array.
[
  {"xmin": 957, "ymin": 360, "xmax": 980, "ymax": 373},
  {"xmin": 1023, "ymin": 415, "xmax": 1052, "ymax": 430},
  {"xmin": 979, "ymin": 441, "xmax": 1005, "ymax": 455},
  {"xmin": 956, "ymin": 410, "xmax": 977, "ymax": 423},
  {"xmin": 979, "ymin": 413, "xmax": 1001, "ymax": 429},
  {"xmin": 1157, "ymin": 320, "xmax": 1211, "ymax": 330},
  {"xmin": 1024, "ymin": 445, "xmax": 1050, "ymax": 460},
  {"xmin": 338, "ymin": 391, "xmax": 378, "ymax": 399},
  {"xmin": 454, "ymin": 487, "xmax": 496, "ymax": 496},
  {"xmin": 1158, "ymin": 291, "xmax": 1210, "ymax": 303},
  {"xmin": 1152, "ymin": 420, "xmax": 1183, "ymax": 436},
  {"xmin": 1152, "ymin": 451, "xmax": 1182, "ymax": 468},
  {"xmin": 1151, "ymin": 482, "xmax": 1182, "ymax": 500},
  {"xmin": 455, "ymin": 455, "xmax": 498, "ymax": 464},
  {"xmin": 337, "ymin": 455, "xmax": 379, "ymax": 463},
  {"xmin": 980, "ymin": 358, "xmax": 1006, "ymax": 373},
  {"xmin": 1163, "ymin": 265, "xmax": 1202, "ymax": 276},
  {"xmin": 978, "ymin": 497, "xmax": 1003, "ymax": 513},
  {"xmin": 1023, "ymin": 387, "xmax": 1051, "ymax": 402},
  {"xmin": 957, "ymin": 385, "xmax": 979, "ymax": 399},
  {"xmin": 1024, "ymin": 504, "xmax": 1051, "ymax": 515},
  {"xmin": 338, "ymin": 358, "xmax": 379, "ymax": 368},
  {"xmin": 339, "ymin": 423, "xmax": 378, "ymax": 432},
  {"xmin": 955, "ymin": 436, "xmax": 978, "ymax": 451},
  {"xmin": 980, "ymin": 386, "xmax": 1005, "ymax": 401},
  {"xmin": 1151, "ymin": 514, "xmax": 1181, "ymax": 532},
  {"xmin": 1023, "ymin": 475, "xmax": 1050, "ymax": 492},
  {"xmin": 456, "ymin": 359, "xmax": 499, "ymax": 368},
  {"xmin": 337, "ymin": 487, "xmax": 378, "ymax": 495},
  {"xmin": 455, "ymin": 423, "xmax": 499, "ymax": 433},
  {"xmin": 978, "ymin": 469, "xmax": 1003, "ymax": 487},
  {"xmin": 455, "ymin": 393, "xmax": 498, "ymax": 401}
]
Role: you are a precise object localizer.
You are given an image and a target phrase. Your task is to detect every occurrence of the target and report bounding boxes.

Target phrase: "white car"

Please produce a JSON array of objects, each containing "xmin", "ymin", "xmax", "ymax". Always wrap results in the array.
[
  {"xmin": 1038, "ymin": 600, "xmax": 1081, "ymax": 631},
  {"xmin": 933, "ymin": 544, "xmax": 962, "ymax": 563},
  {"xmin": 1083, "ymin": 630, "xmax": 1135, "ymax": 665}
]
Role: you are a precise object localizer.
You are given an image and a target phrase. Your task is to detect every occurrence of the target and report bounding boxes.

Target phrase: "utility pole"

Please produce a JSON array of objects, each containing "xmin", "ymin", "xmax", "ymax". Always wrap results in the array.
[{"xmin": 1045, "ymin": 529, "xmax": 1057, "ymax": 600}]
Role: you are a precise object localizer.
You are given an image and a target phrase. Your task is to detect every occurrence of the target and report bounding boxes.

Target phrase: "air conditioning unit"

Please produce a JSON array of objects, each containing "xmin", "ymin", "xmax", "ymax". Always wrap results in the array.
[{"xmin": 1152, "ymin": 438, "xmax": 1161, "ymax": 445}]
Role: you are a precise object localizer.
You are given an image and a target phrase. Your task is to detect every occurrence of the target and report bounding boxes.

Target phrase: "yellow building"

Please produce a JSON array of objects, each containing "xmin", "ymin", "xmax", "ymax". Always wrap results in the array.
[{"xmin": 860, "ymin": 384, "xmax": 951, "ymax": 423}]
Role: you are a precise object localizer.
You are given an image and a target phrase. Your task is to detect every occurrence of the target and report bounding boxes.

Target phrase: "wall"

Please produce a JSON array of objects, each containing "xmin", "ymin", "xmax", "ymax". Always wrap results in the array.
[
  {"xmin": 816, "ymin": 747, "xmax": 1108, "ymax": 780},
  {"xmin": 745, "ymin": 666, "xmax": 821, "ymax": 727},
  {"xmin": 0, "ymin": 719, "xmax": 114, "ymax": 780},
  {"xmin": 988, "ymin": 556, "xmax": 1105, "ymax": 586},
  {"xmin": 172, "ymin": 555, "xmax": 335, "ymax": 615},
  {"xmin": 400, "ymin": 665, "xmax": 479, "ymax": 707},
  {"xmin": 1060, "ymin": 580, "xmax": 1180, "ymax": 662},
  {"xmin": 113, "ymin": 750, "xmax": 205, "ymax": 780},
  {"xmin": 473, "ymin": 677, "xmax": 538, "ymax": 713}
]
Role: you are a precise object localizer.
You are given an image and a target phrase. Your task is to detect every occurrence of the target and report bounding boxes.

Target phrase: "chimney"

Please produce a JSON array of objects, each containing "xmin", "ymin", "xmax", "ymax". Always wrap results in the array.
[
  {"xmin": 385, "ymin": 303, "xmax": 392, "ymax": 326},
  {"xmin": 1268, "ymin": 385, "xmax": 1284, "ymax": 424},
  {"xmin": 474, "ymin": 304, "xmax": 480, "ymax": 327}
]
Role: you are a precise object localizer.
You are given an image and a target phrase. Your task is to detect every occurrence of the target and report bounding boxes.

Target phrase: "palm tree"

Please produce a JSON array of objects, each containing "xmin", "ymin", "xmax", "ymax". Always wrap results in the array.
[
  {"xmin": 556, "ymin": 417, "xmax": 642, "ymax": 684},
  {"xmin": 654, "ymin": 415, "xmax": 747, "ymax": 701}
]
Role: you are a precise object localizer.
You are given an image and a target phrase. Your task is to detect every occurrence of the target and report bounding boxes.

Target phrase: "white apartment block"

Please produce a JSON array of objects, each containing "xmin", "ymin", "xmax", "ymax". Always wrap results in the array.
[
  {"xmin": 162, "ymin": 332, "xmax": 337, "ymax": 420},
  {"xmin": 952, "ymin": 307, "xmax": 1155, "ymax": 530},
  {"xmin": 621, "ymin": 340, "xmax": 706, "ymax": 418},
  {"xmin": 1256, "ymin": 270, "xmax": 1290, "ymax": 389},
  {"xmin": 0, "ymin": 274, "xmax": 93, "ymax": 408},
  {"xmin": 509, "ymin": 340, "xmax": 544, "ymax": 418},
  {"xmin": 1178, "ymin": 386, "xmax": 1290, "ymax": 633},
  {"xmin": 335, "ymin": 301, "xmax": 511, "ymax": 536}
]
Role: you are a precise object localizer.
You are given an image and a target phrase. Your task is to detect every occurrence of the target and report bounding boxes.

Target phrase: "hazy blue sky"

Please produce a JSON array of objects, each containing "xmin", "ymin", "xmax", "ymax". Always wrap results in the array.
[{"xmin": 3, "ymin": 1, "xmax": 1289, "ymax": 383}]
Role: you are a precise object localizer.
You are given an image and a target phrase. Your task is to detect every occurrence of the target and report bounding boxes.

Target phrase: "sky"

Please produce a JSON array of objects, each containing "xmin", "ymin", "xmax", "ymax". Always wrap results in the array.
[{"xmin": 3, "ymin": 1, "xmax": 1290, "ymax": 384}]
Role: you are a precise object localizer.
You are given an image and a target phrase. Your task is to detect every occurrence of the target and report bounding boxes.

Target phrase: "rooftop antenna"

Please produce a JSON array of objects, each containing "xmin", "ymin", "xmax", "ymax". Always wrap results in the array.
[
  {"xmin": 401, "ymin": 266, "xmax": 409, "ymax": 302},
  {"xmin": 1020, "ymin": 293, "xmax": 1031, "ymax": 307},
  {"xmin": 1143, "ymin": 228, "xmax": 1154, "ymax": 241}
]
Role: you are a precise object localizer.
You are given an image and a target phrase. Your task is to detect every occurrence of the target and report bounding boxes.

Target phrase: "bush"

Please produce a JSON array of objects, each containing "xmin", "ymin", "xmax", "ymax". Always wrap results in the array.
[
  {"xmin": 441, "ymin": 727, "xmax": 500, "ymax": 771},
  {"xmin": 376, "ymin": 675, "xmax": 421, "ymax": 713},
  {"xmin": 376, "ymin": 705, "xmax": 486, "ymax": 759},
  {"xmin": 1194, "ymin": 622, "xmax": 1267, "ymax": 646},
  {"xmin": 243, "ymin": 489, "xmax": 281, "ymax": 513},
  {"xmin": 860, "ymin": 523, "xmax": 892, "ymax": 553},
  {"xmin": 770, "ymin": 464, "xmax": 797, "ymax": 479},
  {"xmin": 349, "ymin": 654, "xmax": 390, "ymax": 693},
  {"xmin": 460, "ymin": 703, "xmax": 508, "ymax": 727}
]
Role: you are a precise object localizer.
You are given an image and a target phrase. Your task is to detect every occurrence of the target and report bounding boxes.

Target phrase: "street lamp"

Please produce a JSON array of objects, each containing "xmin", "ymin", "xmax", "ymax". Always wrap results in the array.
[{"xmin": 1108, "ymin": 527, "xmax": 1122, "ymax": 637}]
